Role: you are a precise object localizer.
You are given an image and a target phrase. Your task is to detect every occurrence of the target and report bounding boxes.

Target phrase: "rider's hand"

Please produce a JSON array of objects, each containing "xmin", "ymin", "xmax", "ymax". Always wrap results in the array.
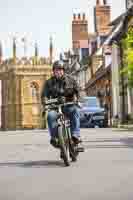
[
  {"xmin": 58, "ymin": 96, "xmax": 65, "ymax": 104},
  {"xmin": 73, "ymin": 95, "xmax": 78, "ymax": 104},
  {"xmin": 77, "ymin": 102, "xmax": 82, "ymax": 108},
  {"xmin": 41, "ymin": 97, "xmax": 48, "ymax": 106}
]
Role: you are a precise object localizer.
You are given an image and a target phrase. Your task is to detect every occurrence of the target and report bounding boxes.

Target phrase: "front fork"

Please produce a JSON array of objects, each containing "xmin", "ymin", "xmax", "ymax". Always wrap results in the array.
[{"xmin": 57, "ymin": 115, "xmax": 68, "ymax": 146}]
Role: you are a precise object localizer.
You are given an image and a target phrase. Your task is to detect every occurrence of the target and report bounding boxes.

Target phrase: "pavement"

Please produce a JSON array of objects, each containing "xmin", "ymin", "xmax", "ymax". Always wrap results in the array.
[
  {"xmin": 0, "ymin": 128, "xmax": 133, "ymax": 200},
  {"xmin": 117, "ymin": 124, "xmax": 133, "ymax": 130}
]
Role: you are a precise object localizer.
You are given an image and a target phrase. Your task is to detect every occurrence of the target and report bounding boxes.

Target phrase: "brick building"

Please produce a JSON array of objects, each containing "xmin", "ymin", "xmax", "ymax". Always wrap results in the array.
[
  {"xmin": 94, "ymin": 0, "xmax": 111, "ymax": 36},
  {"xmin": 72, "ymin": 13, "xmax": 89, "ymax": 51}
]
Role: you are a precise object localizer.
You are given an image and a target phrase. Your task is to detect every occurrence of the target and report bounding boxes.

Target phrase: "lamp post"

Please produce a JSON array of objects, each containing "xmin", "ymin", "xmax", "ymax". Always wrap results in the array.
[{"xmin": 105, "ymin": 78, "xmax": 112, "ymax": 127}]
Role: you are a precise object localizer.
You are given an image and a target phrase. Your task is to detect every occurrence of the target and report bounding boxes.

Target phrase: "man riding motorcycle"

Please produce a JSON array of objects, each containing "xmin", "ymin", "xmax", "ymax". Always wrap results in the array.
[{"xmin": 41, "ymin": 60, "xmax": 81, "ymax": 147}]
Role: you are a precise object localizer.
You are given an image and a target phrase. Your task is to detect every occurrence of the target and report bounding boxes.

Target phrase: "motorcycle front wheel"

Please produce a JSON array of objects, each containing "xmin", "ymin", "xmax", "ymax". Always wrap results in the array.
[{"xmin": 58, "ymin": 126, "xmax": 70, "ymax": 167}]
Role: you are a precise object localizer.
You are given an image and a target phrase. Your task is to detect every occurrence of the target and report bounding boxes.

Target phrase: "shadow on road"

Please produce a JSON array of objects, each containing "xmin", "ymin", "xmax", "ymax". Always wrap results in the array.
[
  {"xmin": 0, "ymin": 160, "xmax": 65, "ymax": 168},
  {"xmin": 120, "ymin": 137, "xmax": 133, "ymax": 148},
  {"xmin": 83, "ymin": 137, "xmax": 133, "ymax": 149}
]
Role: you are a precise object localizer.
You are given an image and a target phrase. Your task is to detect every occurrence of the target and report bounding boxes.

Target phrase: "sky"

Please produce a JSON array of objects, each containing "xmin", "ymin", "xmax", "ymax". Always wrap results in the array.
[{"xmin": 0, "ymin": 0, "xmax": 126, "ymax": 60}]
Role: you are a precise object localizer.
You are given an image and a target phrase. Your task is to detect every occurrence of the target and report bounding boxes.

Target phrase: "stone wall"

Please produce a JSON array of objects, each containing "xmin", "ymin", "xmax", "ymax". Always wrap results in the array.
[{"xmin": 0, "ymin": 64, "xmax": 52, "ymax": 130}]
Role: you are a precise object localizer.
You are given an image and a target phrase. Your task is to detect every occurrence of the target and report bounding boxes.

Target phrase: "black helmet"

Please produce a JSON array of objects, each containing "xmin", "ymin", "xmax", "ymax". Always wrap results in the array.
[{"xmin": 53, "ymin": 60, "xmax": 64, "ymax": 70}]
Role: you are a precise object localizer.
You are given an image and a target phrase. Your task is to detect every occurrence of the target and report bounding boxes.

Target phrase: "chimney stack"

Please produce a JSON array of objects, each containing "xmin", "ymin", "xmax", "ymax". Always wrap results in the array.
[
  {"xmin": 78, "ymin": 13, "xmax": 81, "ymax": 20},
  {"xmin": 73, "ymin": 13, "xmax": 76, "ymax": 20},
  {"xmin": 96, "ymin": 0, "xmax": 100, "ymax": 5},
  {"xmin": 83, "ymin": 13, "xmax": 86, "ymax": 20}
]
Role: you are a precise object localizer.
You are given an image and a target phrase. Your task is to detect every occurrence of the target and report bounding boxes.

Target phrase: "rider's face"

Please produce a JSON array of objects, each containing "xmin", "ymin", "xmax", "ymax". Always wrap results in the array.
[{"xmin": 53, "ymin": 68, "xmax": 64, "ymax": 78}]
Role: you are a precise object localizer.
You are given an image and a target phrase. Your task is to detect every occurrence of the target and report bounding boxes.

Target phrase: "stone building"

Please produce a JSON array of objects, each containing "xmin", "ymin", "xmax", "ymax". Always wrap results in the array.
[
  {"xmin": 0, "ymin": 58, "xmax": 52, "ymax": 130},
  {"xmin": 0, "ymin": 40, "xmax": 52, "ymax": 130}
]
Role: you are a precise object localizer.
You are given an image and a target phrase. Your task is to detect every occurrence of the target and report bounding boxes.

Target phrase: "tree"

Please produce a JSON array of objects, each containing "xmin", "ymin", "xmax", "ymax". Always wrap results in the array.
[{"xmin": 121, "ymin": 26, "xmax": 133, "ymax": 87}]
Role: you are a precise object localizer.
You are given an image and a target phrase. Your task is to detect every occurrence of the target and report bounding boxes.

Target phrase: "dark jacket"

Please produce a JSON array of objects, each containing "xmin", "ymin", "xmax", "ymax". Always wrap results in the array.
[{"xmin": 41, "ymin": 75, "xmax": 80, "ymax": 102}]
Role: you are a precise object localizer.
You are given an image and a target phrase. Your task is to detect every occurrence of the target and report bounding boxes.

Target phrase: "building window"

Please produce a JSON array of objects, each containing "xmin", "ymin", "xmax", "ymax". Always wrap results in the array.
[
  {"xmin": 32, "ymin": 86, "xmax": 37, "ymax": 97},
  {"xmin": 30, "ymin": 82, "xmax": 39, "ymax": 102}
]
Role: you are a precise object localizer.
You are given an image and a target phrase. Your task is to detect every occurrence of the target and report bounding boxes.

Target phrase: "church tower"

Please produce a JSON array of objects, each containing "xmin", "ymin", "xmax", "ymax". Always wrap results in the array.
[
  {"xmin": 13, "ymin": 37, "xmax": 17, "ymax": 63},
  {"xmin": 34, "ymin": 42, "xmax": 38, "ymax": 65},
  {"xmin": 94, "ymin": 0, "xmax": 111, "ymax": 36},
  {"xmin": 72, "ymin": 13, "xmax": 88, "ymax": 52}
]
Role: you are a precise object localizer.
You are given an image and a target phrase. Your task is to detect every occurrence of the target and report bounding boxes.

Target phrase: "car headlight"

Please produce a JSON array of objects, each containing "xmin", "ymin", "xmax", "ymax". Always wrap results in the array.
[
  {"xmin": 80, "ymin": 112, "xmax": 84, "ymax": 118},
  {"xmin": 92, "ymin": 112, "xmax": 105, "ymax": 120},
  {"xmin": 102, "ymin": 111, "xmax": 107, "ymax": 116}
]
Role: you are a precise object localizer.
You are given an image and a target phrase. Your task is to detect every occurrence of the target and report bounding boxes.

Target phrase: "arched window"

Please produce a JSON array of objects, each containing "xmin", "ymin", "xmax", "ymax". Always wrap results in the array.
[{"xmin": 30, "ymin": 82, "xmax": 39, "ymax": 102}]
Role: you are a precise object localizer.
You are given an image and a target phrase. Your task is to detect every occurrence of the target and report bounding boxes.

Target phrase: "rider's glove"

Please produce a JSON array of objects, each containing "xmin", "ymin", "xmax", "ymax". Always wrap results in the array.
[
  {"xmin": 73, "ymin": 95, "xmax": 79, "ymax": 104},
  {"xmin": 58, "ymin": 96, "xmax": 65, "ymax": 104},
  {"xmin": 41, "ymin": 97, "xmax": 48, "ymax": 106}
]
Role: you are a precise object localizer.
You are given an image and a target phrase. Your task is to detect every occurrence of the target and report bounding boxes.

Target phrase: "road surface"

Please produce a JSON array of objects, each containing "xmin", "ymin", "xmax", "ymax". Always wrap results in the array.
[{"xmin": 0, "ymin": 128, "xmax": 133, "ymax": 200}]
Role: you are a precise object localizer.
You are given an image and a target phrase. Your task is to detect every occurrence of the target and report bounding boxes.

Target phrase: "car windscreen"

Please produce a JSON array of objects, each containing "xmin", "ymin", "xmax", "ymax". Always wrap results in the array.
[{"xmin": 80, "ymin": 98, "xmax": 100, "ymax": 107}]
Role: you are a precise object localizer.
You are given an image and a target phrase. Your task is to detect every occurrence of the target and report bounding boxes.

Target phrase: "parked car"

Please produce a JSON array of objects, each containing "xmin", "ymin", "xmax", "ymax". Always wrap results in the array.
[{"xmin": 79, "ymin": 96, "xmax": 108, "ymax": 128}]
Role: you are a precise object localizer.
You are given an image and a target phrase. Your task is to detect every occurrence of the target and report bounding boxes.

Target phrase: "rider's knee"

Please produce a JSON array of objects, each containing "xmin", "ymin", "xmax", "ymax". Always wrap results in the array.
[
  {"xmin": 72, "ymin": 106, "xmax": 80, "ymax": 115},
  {"xmin": 47, "ymin": 111, "xmax": 57, "ymax": 121}
]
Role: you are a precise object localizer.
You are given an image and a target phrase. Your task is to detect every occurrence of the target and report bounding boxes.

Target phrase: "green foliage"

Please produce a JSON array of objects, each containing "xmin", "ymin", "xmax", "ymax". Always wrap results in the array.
[{"xmin": 121, "ymin": 25, "xmax": 133, "ymax": 87}]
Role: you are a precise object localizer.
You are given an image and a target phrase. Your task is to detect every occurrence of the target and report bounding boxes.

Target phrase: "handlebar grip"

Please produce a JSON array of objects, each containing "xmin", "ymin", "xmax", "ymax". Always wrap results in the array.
[{"xmin": 45, "ymin": 98, "xmax": 58, "ymax": 105}]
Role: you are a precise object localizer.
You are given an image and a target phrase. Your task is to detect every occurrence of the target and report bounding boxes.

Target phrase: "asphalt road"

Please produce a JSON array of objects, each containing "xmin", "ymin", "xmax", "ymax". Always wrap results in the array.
[{"xmin": 0, "ymin": 128, "xmax": 133, "ymax": 200}]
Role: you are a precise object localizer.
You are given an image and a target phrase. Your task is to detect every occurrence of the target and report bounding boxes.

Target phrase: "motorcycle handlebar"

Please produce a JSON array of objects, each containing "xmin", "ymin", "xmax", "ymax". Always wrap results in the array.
[{"xmin": 43, "ymin": 98, "xmax": 81, "ymax": 110}]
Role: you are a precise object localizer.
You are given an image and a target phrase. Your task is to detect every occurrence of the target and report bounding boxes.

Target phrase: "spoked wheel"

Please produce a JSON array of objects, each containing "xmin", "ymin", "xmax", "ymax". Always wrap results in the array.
[
  {"xmin": 69, "ymin": 141, "xmax": 78, "ymax": 162},
  {"xmin": 58, "ymin": 126, "xmax": 70, "ymax": 167},
  {"xmin": 60, "ymin": 145, "xmax": 70, "ymax": 167},
  {"xmin": 67, "ymin": 129, "xmax": 78, "ymax": 162}
]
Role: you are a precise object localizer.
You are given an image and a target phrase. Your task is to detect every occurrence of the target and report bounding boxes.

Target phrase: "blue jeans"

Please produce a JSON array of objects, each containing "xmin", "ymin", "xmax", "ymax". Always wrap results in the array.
[{"xmin": 47, "ymin": 105, "xmax": 80, "ymax": 138}]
